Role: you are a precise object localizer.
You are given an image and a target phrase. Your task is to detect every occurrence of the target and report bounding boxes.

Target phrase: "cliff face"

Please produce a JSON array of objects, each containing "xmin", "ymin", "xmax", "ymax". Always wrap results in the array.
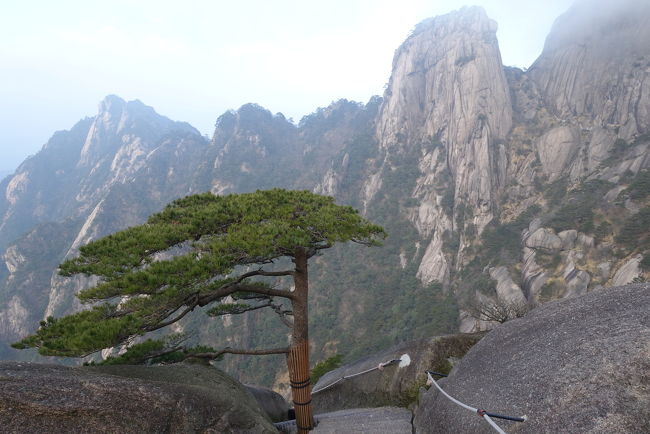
[
  {"xmin": 1, "ymin": 3, "xmax": 650, "ymax": 386},
  {"xmin": 528, "ymin": 0, "xmax": 650, "ymax": 180},
  {"xmin": 367, "ymin": 7, "xmax": 512, "ymax": 285},
  {"xmin": 0, "ymin": 96, "xmax": 208, "ymax": 357},
  {"xmin": 530, "ymin": 0, "xmax": 650, "ymax": 136},
  {"xmin": 0, "ymin": 96, "xmax": 200, "ymax": 248},
  {"xmin": 360, "ymin": 2, "xmax": 650, "ymax": 330}
]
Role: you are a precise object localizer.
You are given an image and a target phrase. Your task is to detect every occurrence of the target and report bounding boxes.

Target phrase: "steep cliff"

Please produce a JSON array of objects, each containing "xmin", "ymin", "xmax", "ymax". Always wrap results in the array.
[
  {"xmin": 358, "ymin": 2, "xmax": 650, "ymax": 331},
  {"xmin": 0, "ymin": 96, "xmax": 199, "ymax": 249},
  {"xmin": 0, "ymin": 96, "xmax": 208, "ymax": 358},
  {"xmin": 530, "ymin": 0, "xmax": 650, "ymax": 137},
  {"xmin": 365, "ymin": 7, "xmax": 512, "ymax": 286}
]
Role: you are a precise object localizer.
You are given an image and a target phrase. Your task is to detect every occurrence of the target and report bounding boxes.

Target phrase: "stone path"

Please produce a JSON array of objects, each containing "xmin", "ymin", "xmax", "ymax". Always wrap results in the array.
[{"xmin": 311, "ymin": 407, "xmax": 412, "ymax": 433}]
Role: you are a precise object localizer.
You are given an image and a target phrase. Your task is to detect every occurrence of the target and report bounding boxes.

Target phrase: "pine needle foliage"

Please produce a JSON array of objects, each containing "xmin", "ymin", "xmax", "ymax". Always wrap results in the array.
[{"xmin": 13, "ymin": 189, "xmax": 385, "ymax": 359}]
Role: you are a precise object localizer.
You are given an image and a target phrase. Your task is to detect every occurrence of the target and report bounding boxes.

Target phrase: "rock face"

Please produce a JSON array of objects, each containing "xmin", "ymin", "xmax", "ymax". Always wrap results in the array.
[
  {"xmin": 529, "ymin": 0, "xmax": 650, "ymax": 140},
  {"xmin": 312, "ymin": 333, "xmax": 483, "ymax": 413},
  {"xmin": 0, "ymin": 96, "xmax": 208, "ymax": 358},
  {"xmin": 611, "ymin": 254, "xmax": 642, "ymax": 286},
  {"xmin": 369, "ymin": 6, "xmax": 512, "ymax": 283},
  {"xmin": 413, "ymin": 283, "xmax": 650, "ymax": 433},
  {"xmin": 0, "ymin": 362, "xmax": 276, "ymax": 433},
  {"xmin": 245, "ymin": 384, "xmax": 290, "ymax": 423}
]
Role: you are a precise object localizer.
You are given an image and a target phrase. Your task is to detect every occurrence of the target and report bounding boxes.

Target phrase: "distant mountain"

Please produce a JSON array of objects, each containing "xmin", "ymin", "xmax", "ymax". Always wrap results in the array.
[{"xmin": 1, "ymin": 0, "xmax": 649, "ymax": 388}]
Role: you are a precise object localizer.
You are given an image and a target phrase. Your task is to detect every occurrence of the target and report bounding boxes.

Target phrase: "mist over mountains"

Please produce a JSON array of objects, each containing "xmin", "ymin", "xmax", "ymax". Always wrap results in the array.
[{"xmin": 1, "ymin": 0, "xmax": 649, "ymax": 387}]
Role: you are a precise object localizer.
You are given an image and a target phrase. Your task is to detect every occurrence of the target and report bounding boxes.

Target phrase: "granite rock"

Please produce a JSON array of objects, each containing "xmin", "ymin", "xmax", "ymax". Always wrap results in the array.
[
  {"xmin": 0, "ymin": 362, "xmax": 276, "ymax": 433},
  {"xmin": 413, "ymin": 283, "xmax": 650, "ymax": 433}
]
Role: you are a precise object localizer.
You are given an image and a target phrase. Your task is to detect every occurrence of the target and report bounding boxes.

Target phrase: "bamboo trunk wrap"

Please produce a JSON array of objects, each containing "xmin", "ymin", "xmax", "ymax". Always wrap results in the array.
[{"xmin": 287, "ymin": 341, "xmax": 314, "ymax": 432}]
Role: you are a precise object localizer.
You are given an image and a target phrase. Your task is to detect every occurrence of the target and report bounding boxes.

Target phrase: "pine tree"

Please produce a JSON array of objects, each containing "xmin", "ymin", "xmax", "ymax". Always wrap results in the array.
[{"xmin": 13, "ymin": 188, "xmax": 385, "ymax": 432}]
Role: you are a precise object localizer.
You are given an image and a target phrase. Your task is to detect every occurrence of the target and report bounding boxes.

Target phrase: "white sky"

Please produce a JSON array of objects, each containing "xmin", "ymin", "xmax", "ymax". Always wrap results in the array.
[{"xmin": 0, "ymin": 0, "xmax": 576, "ymax": 173}]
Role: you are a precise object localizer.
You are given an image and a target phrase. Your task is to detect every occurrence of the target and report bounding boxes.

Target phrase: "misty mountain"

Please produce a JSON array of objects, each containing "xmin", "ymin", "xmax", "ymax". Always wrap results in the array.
[{"xmin": 1, "ymin": 0, "xmax": 649, "ymax": 387}]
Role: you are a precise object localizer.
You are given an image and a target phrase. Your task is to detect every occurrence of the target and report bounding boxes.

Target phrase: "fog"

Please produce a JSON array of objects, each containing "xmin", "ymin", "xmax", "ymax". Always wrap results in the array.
[
  {"xmin": 540, "ymin": 0, "xmax": 650, "ymax": 52},
  {"xmin": 1, "ymin": 0, "xmax": 578, "ymax": 173}
]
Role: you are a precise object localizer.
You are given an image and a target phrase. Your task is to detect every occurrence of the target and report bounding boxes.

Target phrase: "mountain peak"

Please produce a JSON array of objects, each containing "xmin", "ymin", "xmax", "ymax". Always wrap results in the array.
[
  {"xmin": 540, "ymin": 0, "xmax": 650, "ymax": 56},
  {"xmin": 96, "ymin": 95, "xmax": 160, "ymax": 121},
  {"xmin": 410, "ymin": 6, "xmax": 496, "ymax": 41},
  {"xmin": 97, "ymin": 95, "xmax": 126, "ymax": 117},
  {"xmin": 529, "ymin": 0, "xmax": 650, "ymax": 136},
  {"xmin": 377, "ymin": 4, "xmax": 510, "ymax": 150}
]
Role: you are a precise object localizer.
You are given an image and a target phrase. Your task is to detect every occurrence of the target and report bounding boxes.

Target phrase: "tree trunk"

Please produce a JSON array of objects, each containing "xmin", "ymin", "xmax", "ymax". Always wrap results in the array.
[{"xmin": 287, "ymin": 247, "xmax": 314, "ymax": 432}]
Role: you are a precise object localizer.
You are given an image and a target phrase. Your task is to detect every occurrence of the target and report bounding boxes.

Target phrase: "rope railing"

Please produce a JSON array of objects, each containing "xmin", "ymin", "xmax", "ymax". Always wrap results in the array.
[
  {"xmin": 311, "ymin": 354, "xmax": 410, "ymax": 395},
  {"xmin": 274, "ymin": 354, "xmax": 410, "ymax": 431},
  {"xmin": 425, "ymin": 371, "xmax": 527, "ymax": 434},
  {"xmin": 274, "ymin": 358, "xmax": 527, "ymax": 433}
]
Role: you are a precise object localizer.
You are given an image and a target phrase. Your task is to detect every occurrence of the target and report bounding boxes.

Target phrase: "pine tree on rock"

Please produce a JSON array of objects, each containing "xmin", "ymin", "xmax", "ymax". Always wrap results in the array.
[{"xmin": 13, "ymin": 188, "xmax": 385, "ymax": 432}]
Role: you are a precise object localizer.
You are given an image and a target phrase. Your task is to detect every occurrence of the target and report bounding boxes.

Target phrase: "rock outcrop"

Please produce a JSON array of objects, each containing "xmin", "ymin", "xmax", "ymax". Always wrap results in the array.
[
  {"xmin": 368, "ymin": 6, "xmax": 512, "ymax": 284},
  {"xmin": 611, "ymin": 254, "xmax": 642, "ymax": 286},
  {"xmin": 529, "ymin": 0, "xmax": 650, "ymax": 180},
  {"xmin": 0, "ymin": 362, "xmax": 276, "ymax": 433},
  {"xmin": 312, "ymin": 333, "xmax": 484, "ymax": 413},
  {"xmin": 245, "ymin": 384, "xmax": 290, "ymax": 423},
  {"xmin": 530, "ymin": 0, "xmax": 650, "ymax": 136},
  {"xmin": 413, "ymin": 283, "xmax": 650, "ymax": 433}
]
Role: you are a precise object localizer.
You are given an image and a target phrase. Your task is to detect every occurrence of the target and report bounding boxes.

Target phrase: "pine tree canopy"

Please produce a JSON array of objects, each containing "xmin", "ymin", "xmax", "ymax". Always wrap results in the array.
[{"xmin": 13, "ymin": 189, "xmax": 385, "ymax": 358}]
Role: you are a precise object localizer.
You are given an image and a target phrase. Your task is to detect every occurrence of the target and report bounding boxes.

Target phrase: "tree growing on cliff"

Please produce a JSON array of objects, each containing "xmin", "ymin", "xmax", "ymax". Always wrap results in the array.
[{"xmin": 13, "ymin": 189, "xmax": 385, "ymax": 432}]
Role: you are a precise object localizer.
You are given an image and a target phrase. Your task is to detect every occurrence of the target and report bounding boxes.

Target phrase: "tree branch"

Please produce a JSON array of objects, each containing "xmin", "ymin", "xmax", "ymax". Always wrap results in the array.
[
  {"xmin": 231, "ymin": 283, "xmax": 296, "ymax": 299},
  {"xmin": 208, "ymin": 301, "xmax": 274, "ymax": 316},
  {"xmin": 185, "ymin": 346, "xmax": 290, "ymax": 361},
  {"xmin": 239, "ymin": 268, "xmax": 295, "ymax": 278},
  {"xmin": 198, "ymin": 280, "xmax": 295, "ymax": 307},
  {"xmin": 132, "ymin": 345, "xmax": 185, "ymax": 364},
  {"xmin": 270, "ymin": 301, "xmax": 294, "ymax": 328},
  {"xmin": 115, "ymin": 266, "xmax": 297, "ymax": 336},
  {"xmin": 148, "ymin": 281, "xmax": 294, "ymax": 333},
  {"xmin": 151, "ymin": 293, "xmax": 201, "ymax": 330}
]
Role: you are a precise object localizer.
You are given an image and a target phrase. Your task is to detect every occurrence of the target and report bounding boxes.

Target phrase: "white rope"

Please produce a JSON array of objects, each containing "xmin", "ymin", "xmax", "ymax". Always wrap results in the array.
[
  {"xmin": 483, "ymin": 415, "xmax": 507, "ymax": 434},
  {"xmin": 344, "ymin": 364, "xmax": 382, "ymax": 379},
  {"xmin": 311, "ymin": 357, "xmax": 401, "ymax": 394},
  {"xmin": 426, "ymin": 372, "xmax": 507, "ymax": 434},
  {"xmin": 311, "ymin": 377, "xmax": 344, "ymax": 394}
]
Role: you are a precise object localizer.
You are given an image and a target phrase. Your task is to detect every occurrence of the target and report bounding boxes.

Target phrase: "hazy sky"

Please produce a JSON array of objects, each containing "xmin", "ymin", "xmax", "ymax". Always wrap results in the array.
[{"xmin": 1, "ymin": 0, "xmax": 576, "ymax": 173}]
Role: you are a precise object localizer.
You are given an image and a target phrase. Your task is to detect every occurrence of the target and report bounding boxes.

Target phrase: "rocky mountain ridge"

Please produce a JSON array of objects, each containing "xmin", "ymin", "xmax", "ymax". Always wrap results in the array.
[{"xmin": 1, "ymin": 0, "xmax": 649, "ymax": 387}]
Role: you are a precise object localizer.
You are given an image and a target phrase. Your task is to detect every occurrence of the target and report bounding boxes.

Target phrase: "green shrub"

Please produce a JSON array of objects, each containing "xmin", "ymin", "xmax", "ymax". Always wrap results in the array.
[
  {"xmin": 546, "ymin": 180, "xmax": 612, "ymax": 233},
  {"xmin": 613, "ymin": 138, "xmax": 629, "ymax": 153},
  {"xmin": 440, "ymin": 185, "xmax": 455, "ymax": 216},
  {"xmin": 442, "ymin": 230, "xmax": 460, "ymax": 255},
  {"xmin": 536, "ymin": 251, "xmax": 562, "ymax": 269},
  {"xmin": 480, "ymin": 205, "xmax": 540, "ymax": 265},
  {"xmin": 640, "ymin": 254, "xmax": 650, "ymax": 272},
  {"xmin": 547, "ymin": 202, "xmax": 595, "ymax": 232},
  {"xmin": 633, "ymin": 132, "xmax": 650, "ymax": 145},
  {"xmin": 625, "ymin": 169, "xmax": 650, "ymax": 200},
  {"xmin": 594, "ymin": 221, "xmax": 612, "ymax": 241},
  {"xmin": 310, "ymin": 354, "xmax": 343, "ymax": 384},
  {"xmin": 616, "ymin": 206, "xmax": 650, "ymax": 250}
]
